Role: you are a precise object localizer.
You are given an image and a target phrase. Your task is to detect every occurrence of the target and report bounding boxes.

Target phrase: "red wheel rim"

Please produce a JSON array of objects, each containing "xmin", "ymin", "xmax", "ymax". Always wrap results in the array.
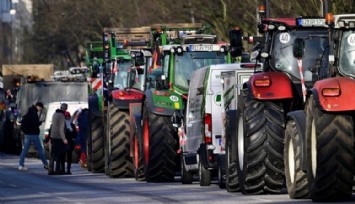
[
  {"xmin": 143, "ymin": 117, "xmax": 149, "ymax": 166},
  {"xmin": 134, "ymin": 135, "xmax": 139, "ymax": 168}
]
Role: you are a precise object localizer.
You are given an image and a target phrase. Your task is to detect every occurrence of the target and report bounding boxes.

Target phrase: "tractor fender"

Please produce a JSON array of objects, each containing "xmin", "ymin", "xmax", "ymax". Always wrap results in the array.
[
  {"xmin": 286, "ymin": 110, "xmax": 307, "ymax": 171},
  {"xmin": 310, "ymin": 77, "xmax": 355, "ymax": 111},
  {"xmin": 249, "ymin": 72, "xmax": 293, "ymax": 100},
  {"xmin": 144, "ymin": 89, "xmax": 175, "ymax": 116},
  {"xmin": 88, "ymin": 94, "xmax": 102, "ymax": 117}
]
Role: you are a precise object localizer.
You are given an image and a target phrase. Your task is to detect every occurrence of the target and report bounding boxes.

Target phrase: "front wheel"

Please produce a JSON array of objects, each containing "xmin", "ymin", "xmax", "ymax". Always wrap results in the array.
[
  {"xmin": 284, "ymin": 119, "xmax": 309, "ymax": 199},
  {"xmin": 181, "ymin": 153, "xmax": 193, "ymax": 184},
  {"xmin": 90, "ymin": 114, "xmax": 105, "ymax": 173},
  {"xmin": 107, "ymin": 104, "xmax": 134, "ymax": 178},
  {"xmin": 306, "ymin": 95, "xmax": 354, "ymax": 202},
  {"xmin": 199, "ymin": 156, "xmax": 211, "ymax": 186}
]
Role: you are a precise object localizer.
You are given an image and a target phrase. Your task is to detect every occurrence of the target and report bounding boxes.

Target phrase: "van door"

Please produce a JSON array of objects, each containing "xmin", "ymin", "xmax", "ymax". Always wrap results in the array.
[
  {"xmin": 208, "ymin": 69, "xmax": 225, "ymax": 154},
  {"xmin": 185, "ymin": 68, "xmax": 208, "ymax": 153}
]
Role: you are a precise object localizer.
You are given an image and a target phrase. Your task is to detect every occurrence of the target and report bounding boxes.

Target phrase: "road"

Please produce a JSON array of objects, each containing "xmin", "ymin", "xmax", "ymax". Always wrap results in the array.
[{"xmin": 0, "ymin": 152, "xmax": 353, "ymax": 204}]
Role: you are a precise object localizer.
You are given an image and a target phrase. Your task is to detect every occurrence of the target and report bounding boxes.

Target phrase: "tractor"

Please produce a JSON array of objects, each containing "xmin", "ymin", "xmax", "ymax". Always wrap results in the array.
[
  {"xmin": 284, "ymin": 13, "xmax": 355, "ymax": 202},
  {"xmin": 230, "ymin": 4, "xmax": 330, "ymax": 194}
]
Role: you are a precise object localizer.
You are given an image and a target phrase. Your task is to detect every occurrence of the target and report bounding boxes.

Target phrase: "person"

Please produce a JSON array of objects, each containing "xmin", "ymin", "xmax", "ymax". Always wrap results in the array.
[
  {"xmin": 48, "ymin": 103, "xmax": 68, "ymax": 175},
  {"xmin": 60, "ymin": 111, "xmax": 77, "ymax": 174},
  {"xmin": 18, "ymin": 102, "xmax": 49, "ymax": 171}
]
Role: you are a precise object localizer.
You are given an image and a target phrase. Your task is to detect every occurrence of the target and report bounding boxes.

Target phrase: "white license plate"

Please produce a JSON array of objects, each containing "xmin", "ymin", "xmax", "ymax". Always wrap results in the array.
[
  {"xmin": 301, "ymin": 19, "xmax": 325, "ymax": 27},
  {"xmin": 190, "ymin": 45, "xmax": 213, "ymax": 51}
]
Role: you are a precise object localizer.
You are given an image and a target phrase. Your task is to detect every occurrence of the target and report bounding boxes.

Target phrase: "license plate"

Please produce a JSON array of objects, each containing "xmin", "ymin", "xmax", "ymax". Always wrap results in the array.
[
  {"xmin": 301, "ymin": 19, "xmax": 325, "ymax": 27},
  {"xmin": 190, "ymin": 45, "xmax": 213, "ymax": 51}
]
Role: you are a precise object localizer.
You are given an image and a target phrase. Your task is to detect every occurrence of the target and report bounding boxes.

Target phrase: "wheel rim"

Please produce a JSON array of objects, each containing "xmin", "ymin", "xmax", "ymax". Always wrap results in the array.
[
  {"xmin": 134, "ymin": 135, "xmax": 139, "ymax": 169},
  {"xmin": 237, "ymin": 113, "xmax": 244, "ymax": 170},
  {"xmin": 311, "ymin": 119, "xmax": 317, "ymax": 177},
  {"xmin": 143, "ymin": 117, "xmax": 149, "ymax": 166},
  {"xmin": 288, "ymin": 139, "xmax": 295, "ymax": 183}
]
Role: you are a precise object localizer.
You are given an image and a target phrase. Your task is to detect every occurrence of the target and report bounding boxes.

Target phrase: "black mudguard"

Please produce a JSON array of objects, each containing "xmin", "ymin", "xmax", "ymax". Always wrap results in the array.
[{"xmin": 286, "ymin": 110, "xmax": 307, "ymax": 170}]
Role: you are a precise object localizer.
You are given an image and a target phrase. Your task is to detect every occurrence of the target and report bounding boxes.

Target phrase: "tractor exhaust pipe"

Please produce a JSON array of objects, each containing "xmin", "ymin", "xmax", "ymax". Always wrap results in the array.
[
  {"xmin": 321, "ymin": 0, "xmax": 330, "ymax": 17},
  {"xmin": 264, "ymin": 0, "xmax": 270, "ymax": 18}
]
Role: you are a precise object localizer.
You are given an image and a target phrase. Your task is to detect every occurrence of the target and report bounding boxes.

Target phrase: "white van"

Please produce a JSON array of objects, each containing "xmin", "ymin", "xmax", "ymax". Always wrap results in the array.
[
  {"xmin": 41, "ymin": 101, "xmax": 88, "ymax": 159},
  {"xmin": 181, "ymin": 63, "xmax": 261, "ymax": 186}
]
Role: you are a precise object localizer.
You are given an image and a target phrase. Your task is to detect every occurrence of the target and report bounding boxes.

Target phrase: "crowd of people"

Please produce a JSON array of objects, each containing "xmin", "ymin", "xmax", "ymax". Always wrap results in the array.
[{"xmin": 18, "ymin": 101, "xmax": 88, "ymax": 175}]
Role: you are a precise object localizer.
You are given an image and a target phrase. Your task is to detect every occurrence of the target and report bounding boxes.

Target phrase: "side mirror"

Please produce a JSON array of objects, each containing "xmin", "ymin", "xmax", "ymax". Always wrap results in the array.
[{"xmin": 293, "ymin": 38, "xmax": 305, "ymax": 58}]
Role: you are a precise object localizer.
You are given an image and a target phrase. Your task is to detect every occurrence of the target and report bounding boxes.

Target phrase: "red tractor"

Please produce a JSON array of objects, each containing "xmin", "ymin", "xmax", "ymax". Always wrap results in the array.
[
  {"xmin": 284, "ymin": 13, "xmax": 355, "ymax": 202},
  {"xmin": 230, "ymin": 6, "xmax": 330, "ymax": 194}
]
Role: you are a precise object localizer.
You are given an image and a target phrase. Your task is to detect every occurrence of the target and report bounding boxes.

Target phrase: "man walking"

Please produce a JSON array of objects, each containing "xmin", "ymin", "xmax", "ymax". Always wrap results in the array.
[
  {"xmin": 18, "ymin": 102, "xmax": 48, "ymax": 171},
  {"xmin": 48, "ymin": 103, "xmax": 68, "ymax": 175}
]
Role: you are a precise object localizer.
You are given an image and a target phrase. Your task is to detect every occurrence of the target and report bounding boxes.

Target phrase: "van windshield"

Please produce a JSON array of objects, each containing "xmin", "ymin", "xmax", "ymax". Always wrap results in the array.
[{"xmin": 174, "ymin": 52, "xmax": 226, "ymax": 91}]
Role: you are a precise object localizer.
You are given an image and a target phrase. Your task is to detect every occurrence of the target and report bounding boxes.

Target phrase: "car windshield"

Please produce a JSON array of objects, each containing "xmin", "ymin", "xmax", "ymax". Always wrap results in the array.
[
  {"xmin": 113, "ymin": 60, "xmax": 131, "ymax": 89},
  {"xmin": 339, "ymin": 31, "xmax": 355, "ymax": 77},
  {"xmin": 174, "ymin": 52, "xmax": 226, "ymax": 91},
  {"xmin": 270, "ymin": 29, "xmax": 329, "ymax": 81}
]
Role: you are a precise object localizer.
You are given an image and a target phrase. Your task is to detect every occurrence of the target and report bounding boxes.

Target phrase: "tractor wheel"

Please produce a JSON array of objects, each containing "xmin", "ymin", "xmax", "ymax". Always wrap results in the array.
[
  {"xmin": 199, "ymin": 158, "xmax": 211, "ymax": 186},
  {"xmin": 107, "ymin": 104, "xmax": 134, "ymax": 178},
  {"xmin": 181, "ymin": 152, "xmax": 193, "ymax": 184},
  {"xmin": 133, "ymin": 128, "xmax": 145, "ymax": 181},
  {"xmin": 306, "ymin": 95, "xmax": 354, "ymax": 202},
  {"xmin": 143, "ymin": 103, "xmax": 178, "ymax": 182},
  {"xmin": 90, "ymin": 114, "xmax": 105, "ymax": 173},
  {"xmin": 284, "ymin": 119, "xmax": 309, "ymax": 199},
  {"xmin": 218, "ymin": 154, "xmax": 226, "ymax": 189},
  {"xmin": 225, "ymin": 111, "xmax": 239, "ymax": 192},
  {"xmin": 86, "ymin": 132, "xmax": 92, "ymax": 172},
  {"xmin": 238, "ymin": 88, "xmax": 285, "ymax": 194}
]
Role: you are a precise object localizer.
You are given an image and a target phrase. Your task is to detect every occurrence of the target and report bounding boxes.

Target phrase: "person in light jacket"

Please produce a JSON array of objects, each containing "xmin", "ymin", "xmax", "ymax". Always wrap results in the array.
[{"xmin": 48, "ymin": 103, "xmax": 68, "ymax": 175}]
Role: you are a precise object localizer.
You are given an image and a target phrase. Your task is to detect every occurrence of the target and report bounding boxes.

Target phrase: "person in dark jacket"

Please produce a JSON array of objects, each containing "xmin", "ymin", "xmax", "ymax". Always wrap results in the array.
[
  {"xmin": 48, "ymin": 103, "xmax": 68, "ymax": 175},
  {"xmin": 18, "ymin": 102, "xmax": 49, "ymax": 171},
  {"xmin": 60, "ymin": 111, "xmax": 77, "ymax": 174}
]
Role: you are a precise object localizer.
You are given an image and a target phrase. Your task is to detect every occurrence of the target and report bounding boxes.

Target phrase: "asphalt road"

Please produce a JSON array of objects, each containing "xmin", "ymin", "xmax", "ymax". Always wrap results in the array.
[{"xmin": 0, "ymin": 152, "xmax": 353, "ymax": 204}]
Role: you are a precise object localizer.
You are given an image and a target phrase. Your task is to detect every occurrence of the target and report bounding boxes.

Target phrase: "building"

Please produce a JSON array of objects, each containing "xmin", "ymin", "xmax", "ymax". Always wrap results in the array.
[{"xmin": 0, "ymin": 0, "xmax": 32, "ymax": 67}]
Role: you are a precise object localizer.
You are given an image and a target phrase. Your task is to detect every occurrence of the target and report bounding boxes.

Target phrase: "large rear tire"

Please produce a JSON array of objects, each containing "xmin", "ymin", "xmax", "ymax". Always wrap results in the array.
[
  {"xmin": 90, "ymin": 114, "xmax": 105, "ymax": 173},
  {"xmin": 225, "ymin": 111, "xmax": 239, "ymax": 192},
  {"xmin": 238, "ymin": 88, "xmax": 285, "ymax": 194},
  {"xmin": 306, "ymin": 95, "xmax": 354, "ymax": 202},
  {"xmin": 143, "ymin": 103, "xmax": 178, "ymax": 182},
  {"xmin": 106, "ymin": 104, "xmax": 134, "ymax": 178},
  {"xmin": 133, "ymin": 127, "xmax": 145, "ymax": 181},
  {"xmin": 284, "ymin": 119, "xmax": 309, "ymax": 199}
]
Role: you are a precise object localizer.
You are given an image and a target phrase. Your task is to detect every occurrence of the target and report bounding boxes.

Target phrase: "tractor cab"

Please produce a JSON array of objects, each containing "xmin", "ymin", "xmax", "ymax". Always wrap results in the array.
[
  {"xmin": 327, "ymin": 14, "xmax": 355, "ymax": 78},
  {"xmin": 159, "ymin": 34, "xmax": 228, "ymax": 94},
  {"xmin": 258, "ymin": 17, "xmax": 329, "ymax": 84}
]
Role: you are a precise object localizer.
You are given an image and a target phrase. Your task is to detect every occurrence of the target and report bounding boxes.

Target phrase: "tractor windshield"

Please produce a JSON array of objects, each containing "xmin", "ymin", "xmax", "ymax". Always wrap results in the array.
[
  {"xmin": 339, "ymin": 31, "xmax": 355, "ymax": 77},
  {"xmin": 174, "ymin": 52, "xmax": 226, "ymax": 90},
  {"xmin": 128, "ymin": 68, "xmax": 145, "ymax": 91},
  {"xmin": 270, "ymin": 29, "xmax": 329, "ymax": 81},
  {"xmin": 113, "ymin": 60, "xmax": 131, "ymax": 89}
]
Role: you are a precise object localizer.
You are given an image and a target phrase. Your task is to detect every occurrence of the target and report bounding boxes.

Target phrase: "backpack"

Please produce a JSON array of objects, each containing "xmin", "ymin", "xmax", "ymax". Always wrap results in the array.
[{"xmin": 20, "ymin": 113, "xmax": 30, "ymax": 134}]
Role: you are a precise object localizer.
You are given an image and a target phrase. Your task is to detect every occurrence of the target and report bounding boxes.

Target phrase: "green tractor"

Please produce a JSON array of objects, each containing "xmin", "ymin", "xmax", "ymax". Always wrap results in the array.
[
  {"xmin": 86, "ymin": 27, "xmax": 151, "ymax": 176},
  {"xmin": 134, "ymin": 24, "xmax": 232, "ymax": 182}
]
